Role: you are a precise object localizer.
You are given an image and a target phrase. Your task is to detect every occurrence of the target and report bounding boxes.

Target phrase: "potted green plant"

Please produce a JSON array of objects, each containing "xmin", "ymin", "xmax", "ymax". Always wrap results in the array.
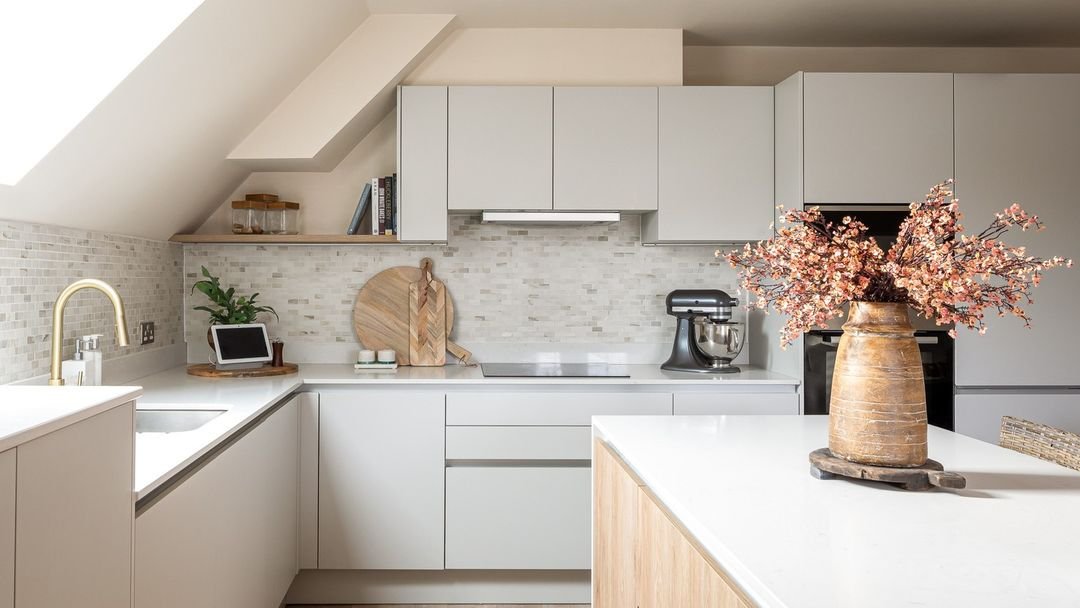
[{"xmin": 191, "ymin": 266, "xmax": 278, "ymax": 348}]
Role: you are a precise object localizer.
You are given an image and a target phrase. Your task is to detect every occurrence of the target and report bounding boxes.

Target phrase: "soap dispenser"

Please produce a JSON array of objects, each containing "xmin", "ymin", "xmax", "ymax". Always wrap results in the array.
[
  {"xmin": 61, "ymin": 339, "xmax": 88, "ymax": 386},
  {"xmin": 82, "ymin": 334, "xmax": 104, "ymax": 386}
]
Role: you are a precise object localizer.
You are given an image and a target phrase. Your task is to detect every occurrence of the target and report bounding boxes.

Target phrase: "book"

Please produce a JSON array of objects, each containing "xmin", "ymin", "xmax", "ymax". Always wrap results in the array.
[
  {"xmin": 384, "ymin": 175, "xmax": 394, "ymax": 236},
  {"xmin": 371, "ymin": 177, "xmax": 380, "ymax": 235},
  {"xmin": 345, "ymin": 183, "xmax": 372, "ymax": 235},
  {"xmin": 377, "ymin": 177, "xmax": 386, "ymax": 235}
]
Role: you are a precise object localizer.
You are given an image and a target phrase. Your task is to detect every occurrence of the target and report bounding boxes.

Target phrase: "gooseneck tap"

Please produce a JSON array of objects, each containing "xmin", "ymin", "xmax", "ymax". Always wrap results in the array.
[{"xmin": 49, "ymin": 279, "xmax": 130, "ymax": 386}]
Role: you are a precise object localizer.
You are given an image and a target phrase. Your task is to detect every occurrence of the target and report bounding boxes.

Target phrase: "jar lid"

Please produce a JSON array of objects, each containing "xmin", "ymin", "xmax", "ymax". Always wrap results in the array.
[
  {"xmin": 245, "ymin": 193, "xmax": 279, "ymax": 202},
  {"xmin": 266, "ymin": 201, "xmax": 300, "ymax": 210},
  {"xmin": 232, "ymin": 200, "xmax": 267, "ymax": 209}
]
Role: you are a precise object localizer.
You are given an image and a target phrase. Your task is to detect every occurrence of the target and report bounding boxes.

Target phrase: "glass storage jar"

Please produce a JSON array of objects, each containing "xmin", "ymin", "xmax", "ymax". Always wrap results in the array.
[
  {"xmin": 231, "ymin": 201, "xmax": 267, "ymax": 234},
  {"xmin": 266, "ymin": 201, "xmax": 300, "ymax": 234}
]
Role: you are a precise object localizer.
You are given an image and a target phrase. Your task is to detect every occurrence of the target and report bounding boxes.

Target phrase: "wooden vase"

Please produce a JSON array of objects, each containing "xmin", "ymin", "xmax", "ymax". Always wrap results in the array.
[{"xmin": 828, "ymin": 302, "xmax": 928, "ymax": 467}]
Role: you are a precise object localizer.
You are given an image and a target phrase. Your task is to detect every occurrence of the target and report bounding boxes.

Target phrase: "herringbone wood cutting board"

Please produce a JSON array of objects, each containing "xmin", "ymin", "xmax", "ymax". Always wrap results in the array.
[{"xmin": 408, "ymin": 268, "xmax": 447, "ymax": 366}]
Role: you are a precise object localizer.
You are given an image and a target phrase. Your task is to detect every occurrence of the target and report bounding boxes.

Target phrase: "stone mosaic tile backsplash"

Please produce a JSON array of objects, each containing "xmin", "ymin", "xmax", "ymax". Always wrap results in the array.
[
  {"xmin": 184, "ymin": 215, "xmax": 741, "ymax": 352},
  {"xmin": 0, "ymin": 220, "xmax": 183, "ymax": 384}
]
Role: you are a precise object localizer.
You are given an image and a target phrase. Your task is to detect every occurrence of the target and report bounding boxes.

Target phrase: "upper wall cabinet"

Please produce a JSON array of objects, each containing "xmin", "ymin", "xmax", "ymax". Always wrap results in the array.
[
  {"xmin": 448, "ymin": 86, "xmax": 553, "ymax": 211},
  {"xmin": 398, "ymin": 86, "xmax": 448, "ymax": 242},
  {"xmin": 801, "ymin": 73, "xmax": 954, "ymax": 205},
  {"xmin": 553, "ymin": 87, "xmax": 658, "ymax": 211},
  {"xmin": 644, "ymin": 86, "xmax": 773, "ymax": 243},
  {"xmin": 953, "ymin": 74, "xmax": 1080, "ymax": 387}
]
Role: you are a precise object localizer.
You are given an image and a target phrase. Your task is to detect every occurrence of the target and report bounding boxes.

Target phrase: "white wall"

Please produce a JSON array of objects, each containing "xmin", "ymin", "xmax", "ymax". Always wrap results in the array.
[
  {"xmin": 198, "ymin": 111, "xmax": 397, "ymax": 235},
  {"xmin": 685, "ymin": 46, "xmax": 1080, "ymax": 85},
  {"xmin": 405, "ymin": 28, "xmax": 683, "ymax": 85},
  {"xmin": 0, "ymin": 0, "xmax": 368, "ymax": 241}
]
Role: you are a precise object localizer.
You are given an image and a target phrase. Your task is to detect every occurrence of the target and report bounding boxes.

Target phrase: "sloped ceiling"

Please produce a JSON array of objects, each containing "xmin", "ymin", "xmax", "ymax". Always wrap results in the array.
[
  {"xmin": 0, "ymin": 0, "xmax": 369, "ymax": 241},
  {"xmin": 368, "ymin": 0, "xmax": 1080, "ymax": 46},
  {"xmin": 229, "ymin": 14, "xmax": 455, "ymax": 172}
]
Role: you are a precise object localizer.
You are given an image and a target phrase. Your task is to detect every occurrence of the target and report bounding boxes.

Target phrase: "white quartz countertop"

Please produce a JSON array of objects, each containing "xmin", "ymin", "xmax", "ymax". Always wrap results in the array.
[
  {"xmin": 300, "ymin": 363, "xmax": 799, "ymax": 385},
  {"xmin": 0, "ymin": 386, "xmax": 142, "ymax": 452},
  {"xmin": 130, "ymin": 364, "xmax": 796, "ymax": 500},
  {"xmin": 593, "ymin": 415, "xmax": 1080, "ymax": 608}
]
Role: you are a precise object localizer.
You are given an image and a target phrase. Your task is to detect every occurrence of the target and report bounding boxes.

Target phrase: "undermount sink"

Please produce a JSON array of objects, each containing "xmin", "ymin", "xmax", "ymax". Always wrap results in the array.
[{"xmin": 135, "ymin": 409, "xmax": 227, "ymax": 434}]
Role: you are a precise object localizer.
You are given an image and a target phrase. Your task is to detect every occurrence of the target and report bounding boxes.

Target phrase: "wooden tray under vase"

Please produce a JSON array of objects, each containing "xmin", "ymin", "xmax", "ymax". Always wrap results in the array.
[{"xmin": 809, "ymin": 448, "xmax": 966, "ymax": 491}]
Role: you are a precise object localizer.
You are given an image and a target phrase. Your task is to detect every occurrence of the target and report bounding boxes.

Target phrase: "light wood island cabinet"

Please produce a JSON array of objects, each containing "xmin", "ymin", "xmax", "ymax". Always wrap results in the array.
[{"xmin": 593, "ymin": 439, "xmax": 752, "ymax": 608}]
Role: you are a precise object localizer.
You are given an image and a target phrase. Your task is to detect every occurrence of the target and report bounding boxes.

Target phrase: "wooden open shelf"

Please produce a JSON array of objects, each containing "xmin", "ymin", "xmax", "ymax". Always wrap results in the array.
[{"xmin": 169, "ymin": 234, "xmax": 400, "ymax": 245}]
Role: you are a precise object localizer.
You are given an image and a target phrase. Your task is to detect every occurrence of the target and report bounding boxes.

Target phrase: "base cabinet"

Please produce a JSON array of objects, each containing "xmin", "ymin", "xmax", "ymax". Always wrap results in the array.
[
  {"xmin": 318, "ymin": 390, "xmax": 445, "ymax": 570},
  {"xmin": 135, "ymin": 396, "xmax": 300, "ymax": 608},
  {"xmin": 446, "ymin": 466, "xmax": 590, "ymax": 569},
  {"xmin": 594, "ymin": 440, "xmax": 751, "ymax": 608},
  {"xmin": 17, "ymin": 403, "xmax": 134, "ymax": 608},
  {"xmin": 0, "ymin": 450, "xmax": 13, "ymax": 608},
  {"xmin": 955, "ymin": 392, "xmax": 1080, "ymax": 444}
]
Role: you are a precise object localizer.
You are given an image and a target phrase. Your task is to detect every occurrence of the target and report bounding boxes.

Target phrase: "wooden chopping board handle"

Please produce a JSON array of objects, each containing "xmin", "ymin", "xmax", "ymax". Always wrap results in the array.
[{"xmin": 416, "ymin": 258, "xmax": 434, "ymax": 347}]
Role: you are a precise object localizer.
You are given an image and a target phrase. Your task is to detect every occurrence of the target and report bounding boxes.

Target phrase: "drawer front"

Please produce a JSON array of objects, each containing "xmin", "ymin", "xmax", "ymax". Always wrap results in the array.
[
  {"xmin": 445, "ymin": 466, "xmax": 590, "ymax": 570},
  {"xmin": 446, "ymin": 426, "xmax": 592, "ymax": 461},
  {"xmin": 673, "ymin": 393, "xmax": 799, "ymax": 416},
  {"xmin": 446, "ymin": 392, "xmax": 671, "ymax": 426}
]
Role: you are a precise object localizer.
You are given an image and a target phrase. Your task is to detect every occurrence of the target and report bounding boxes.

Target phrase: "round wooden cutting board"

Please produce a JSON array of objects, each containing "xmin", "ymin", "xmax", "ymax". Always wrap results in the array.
[{"xmin": 353, "ymin": 265, "xmax": 456, "ymax": 365}]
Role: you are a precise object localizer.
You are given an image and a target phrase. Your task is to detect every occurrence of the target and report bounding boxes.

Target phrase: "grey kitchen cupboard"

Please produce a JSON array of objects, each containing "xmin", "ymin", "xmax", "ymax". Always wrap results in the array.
[
  {"xmin": 644, "ymin": 86, "xmax": 774, "ymax": 243},
  {"xmin": 448, "ymin": 86, "xmax": 553, "ymax": 211},
  {"xmin": 956, "ymin": 392, "xmax": 1080, "ymax": 444},
  {"xmin": 397, "ymin": 86, "xmax": 448, "ymax": 242},
  {"xmin": 799, "ymin": 72, "xmax": 954, "ymax": 205},
  {"xmin": 17, "ymin": 402, "xmax": 133, "ymax": 608},
  {"xmin": 953, "ymin": 74, "xmax": 1080, "ymax": 387},
  {"xmin": 135, "ymin": 396, "xmax": 300, "ymax": 608},
  {"xmin": 553, "ymin": 87, "xmax": 657, "ymax": 211},
  {"xmin": 0, "ymin": 450, "xmax": 12, "ymax": 608},
  {"xmin": 446, "ymin": 466, "xmax": 591, "ymax": 569},
  {"xmin": 673, "ymin": 391, "xmax": 799, "ymax": 415},
  {"xmin": 445, "ymin": 391, "xmax": 672, "ymax": 425},
  {"xmin": 444, "ymin": 391, "xmax": 669, "ymax": 570},
  {"xmin": 318, "ymin": 390, "xmax": 444, "ymax": 569}
]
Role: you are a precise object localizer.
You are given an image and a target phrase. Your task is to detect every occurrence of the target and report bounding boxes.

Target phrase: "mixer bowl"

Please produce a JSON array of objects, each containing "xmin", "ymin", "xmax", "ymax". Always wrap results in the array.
[{"xmin": 694, "ymin": 319, "xmax": 745, "ymax": 367}]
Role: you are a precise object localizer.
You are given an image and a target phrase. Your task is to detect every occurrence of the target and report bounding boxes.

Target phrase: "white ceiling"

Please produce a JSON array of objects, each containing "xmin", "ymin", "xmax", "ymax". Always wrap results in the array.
[{"xmin": 367, "ymin": 0, "xmax": 1080, "ymax": 46}]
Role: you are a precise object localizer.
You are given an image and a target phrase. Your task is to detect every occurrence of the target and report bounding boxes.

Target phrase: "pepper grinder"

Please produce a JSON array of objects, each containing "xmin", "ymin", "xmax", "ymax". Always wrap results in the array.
[{"xmin": 271, "ymin": 339, "xmax": 284, "ymax": 367}]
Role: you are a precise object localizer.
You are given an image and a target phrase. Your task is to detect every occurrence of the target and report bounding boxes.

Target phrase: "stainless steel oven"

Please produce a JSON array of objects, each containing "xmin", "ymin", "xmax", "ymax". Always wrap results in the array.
[
  {"xmin": 813, "ymin": 203, "xmax": 911, "ymax": 250},
  {"xmin": 803, "ymin": 330, "xmax": 955, "ymax": 430}
]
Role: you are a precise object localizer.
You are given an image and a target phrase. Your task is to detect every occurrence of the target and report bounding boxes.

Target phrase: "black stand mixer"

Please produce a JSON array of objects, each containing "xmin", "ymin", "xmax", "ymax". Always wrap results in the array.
[{"xmin": 661, "ymin": 289, "xmax": 744, "ymax": 374}]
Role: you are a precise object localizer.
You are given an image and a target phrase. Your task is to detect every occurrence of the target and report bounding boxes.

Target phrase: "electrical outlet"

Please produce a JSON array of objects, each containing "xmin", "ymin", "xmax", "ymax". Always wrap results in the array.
[{"xmin": 140, "ymin": 322, "xmax": 155, "ymax": 345}]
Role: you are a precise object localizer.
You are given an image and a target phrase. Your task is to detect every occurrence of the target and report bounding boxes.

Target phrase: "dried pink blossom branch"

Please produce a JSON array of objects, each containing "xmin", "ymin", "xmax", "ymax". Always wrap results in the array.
[{"xmin": 723, "ymin": 180, "xmax": 1072, "ymax": 346}]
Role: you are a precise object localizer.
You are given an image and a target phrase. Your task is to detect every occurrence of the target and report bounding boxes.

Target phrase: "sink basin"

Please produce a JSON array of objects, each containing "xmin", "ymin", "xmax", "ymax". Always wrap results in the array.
[{"xmin": 135, "ymin": 409, "xmax": 226, "ymax": 434}]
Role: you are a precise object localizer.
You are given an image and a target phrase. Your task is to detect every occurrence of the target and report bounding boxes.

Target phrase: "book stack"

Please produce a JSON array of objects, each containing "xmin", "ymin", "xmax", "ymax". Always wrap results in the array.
[{"xmin": 346, "ymin": 173, "xmax": 398, "ymax": 236}]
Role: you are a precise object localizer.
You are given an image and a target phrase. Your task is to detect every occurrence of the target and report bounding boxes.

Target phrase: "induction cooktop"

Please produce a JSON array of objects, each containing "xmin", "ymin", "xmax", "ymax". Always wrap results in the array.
[{"xmin": 480, "ymin": 363, "xmax": 631, "ymax": 378}]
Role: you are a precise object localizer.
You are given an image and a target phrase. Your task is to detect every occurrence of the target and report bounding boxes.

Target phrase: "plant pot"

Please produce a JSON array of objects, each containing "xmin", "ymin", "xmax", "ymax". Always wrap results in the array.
[
  {"xmin": 828, "ymin": 302, "xmax": 928, "ymax": 467},
  {"xmin": 207, "ymin": 327, "xmax": 215, "ymax": 350}
]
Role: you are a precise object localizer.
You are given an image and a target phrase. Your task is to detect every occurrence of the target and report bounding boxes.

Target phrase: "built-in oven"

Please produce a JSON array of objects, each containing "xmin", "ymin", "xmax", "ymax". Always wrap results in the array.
[{"xmin": 804, "ymin": 330, "xmax": 955, "ymax": 430}]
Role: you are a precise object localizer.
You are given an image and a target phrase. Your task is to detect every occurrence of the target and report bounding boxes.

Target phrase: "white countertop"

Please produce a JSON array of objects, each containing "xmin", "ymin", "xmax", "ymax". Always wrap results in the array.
[
  {"xmin": 131, "ymin": 363, "xmax": 797, "ymax": 500},
  {"xmin": 593, "ymin": 415, "xmax": 1080, "ymax": 608},
  {"xmin": 300, "ymin": 363, "xmax": 799, "ymax": 385},
  {"xmin": 0, "ymin": 386, "xmax": 142, "ymax": 452}
]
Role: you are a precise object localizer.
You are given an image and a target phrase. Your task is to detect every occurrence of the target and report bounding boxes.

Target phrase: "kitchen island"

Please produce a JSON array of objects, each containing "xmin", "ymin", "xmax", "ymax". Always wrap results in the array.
[{"xmin": 592, "ymin": 415, "xmax": 1080, "ymax": 608}]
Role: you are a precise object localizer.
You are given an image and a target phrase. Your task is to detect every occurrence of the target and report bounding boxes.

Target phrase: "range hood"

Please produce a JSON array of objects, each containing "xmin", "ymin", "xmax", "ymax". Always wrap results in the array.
[{"xmin": 480, "ymin": 211, "xmax": 620, "ymax": 225}]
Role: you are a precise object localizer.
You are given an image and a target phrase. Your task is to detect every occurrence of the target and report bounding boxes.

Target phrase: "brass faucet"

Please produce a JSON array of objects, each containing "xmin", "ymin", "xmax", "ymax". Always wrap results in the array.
[{"xmin": 49, "ymin": 279, "xmax": 130, "ymax": 386}]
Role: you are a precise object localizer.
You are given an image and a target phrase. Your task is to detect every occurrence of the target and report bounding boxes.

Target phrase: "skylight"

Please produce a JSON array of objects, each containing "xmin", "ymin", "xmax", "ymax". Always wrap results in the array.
[{"xmin": 0, "ymin": 0, "xmax": 203, "ymax": 185}]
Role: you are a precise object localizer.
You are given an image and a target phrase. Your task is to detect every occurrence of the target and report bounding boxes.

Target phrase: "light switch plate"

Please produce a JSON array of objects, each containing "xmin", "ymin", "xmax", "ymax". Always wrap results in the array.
[{"xmin": 140, "ymin": 321, "xmax": 155, "ymax": 345}]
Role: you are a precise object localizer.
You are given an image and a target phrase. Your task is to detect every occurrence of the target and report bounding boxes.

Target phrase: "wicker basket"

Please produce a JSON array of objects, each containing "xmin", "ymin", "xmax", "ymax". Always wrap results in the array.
[{"xmin": 999, "ymin": 416, "xmax": 1080, "ymax": 472}]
